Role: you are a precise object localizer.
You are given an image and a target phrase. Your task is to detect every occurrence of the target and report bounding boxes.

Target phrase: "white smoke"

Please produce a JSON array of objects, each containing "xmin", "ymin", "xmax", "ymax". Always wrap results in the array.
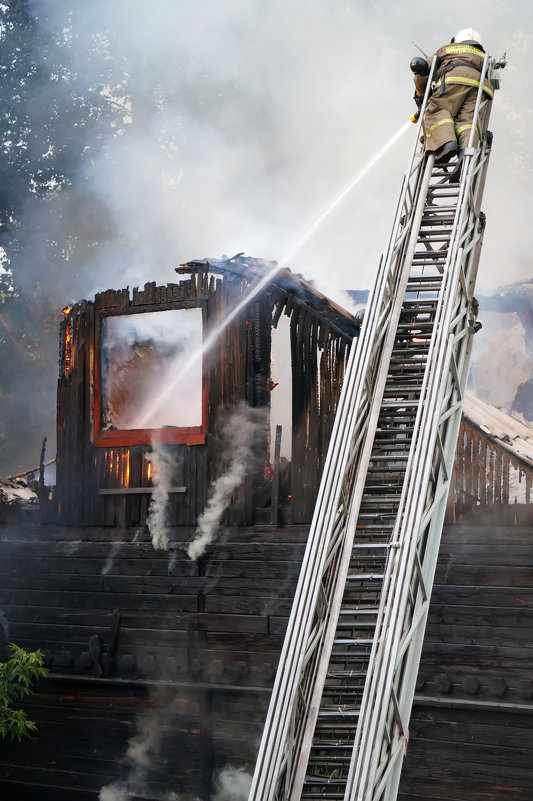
[
  {"xmin": 99, "ymin": 786, "xmax": 129, "ymax": 801},
  {"xmin": 470, "ymin": 310, "xmax": 533, "ymax": 410},
  {"xmin": 101, "ymin": 541, "xmax": 123, "ymax": 575},
  {"xmin": 187, "ymin": 404, "xmax": 267, "ymax": 561},
  {"xmin": 211, "ymin": 766, "xmax": 252, "ymax": 801},
  {"xmin": 98, "ymin": 704, "xmax": 172, "ymax": 801},
  {"xmin": 28, "ymin": 0, "xmax": 529, "ymax": 305},
  {"xmin": 146, "ymin": 437, "xmax": 177, "ymax": 551},
  {"xmin": 97, "ymin": 691, "xmax": 251, "ymax": 801}
]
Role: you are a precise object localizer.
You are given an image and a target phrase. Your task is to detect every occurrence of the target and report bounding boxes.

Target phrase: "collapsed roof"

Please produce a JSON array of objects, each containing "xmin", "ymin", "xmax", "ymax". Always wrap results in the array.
[
  {"xmin": 177, "ymin": 253, "xmax": 359, "ymax": 339},
  {"xmin": 463, "ymin": 391, "xmax": 533, "ymax": 467}
]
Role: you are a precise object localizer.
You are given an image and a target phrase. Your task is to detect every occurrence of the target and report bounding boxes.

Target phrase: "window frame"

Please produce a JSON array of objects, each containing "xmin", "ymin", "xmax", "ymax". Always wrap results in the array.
[{"xmin": 93, "ymin": 301, "xmax": 207, "ymax": 447}]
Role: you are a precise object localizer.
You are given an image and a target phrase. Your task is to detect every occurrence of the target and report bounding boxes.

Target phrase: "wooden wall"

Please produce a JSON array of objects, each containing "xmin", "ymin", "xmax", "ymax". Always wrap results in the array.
[
  {"xmin": 269, "ymin": 288, "xmax": 351, "ymax": 523},
  {"xmin": 56, "ymin": 277, "xmax": 353, "ymax": 529},
  {"xmin": 0, "ymin": 522, "xmax": 306, "ymax": 799},
  {"xmin": 0, "ymin": 521, "xmax": 532, "ymax": 799},
  {"xmin": 56, "ymin": 274, "xmax": 272, "ymax": 529},
  {"xmin": 447, "ymin": 421, "xmax": 533, "ymax": 525},
  {"xmin": 400, "ymin": 523, "xmax": 533, "ymax": 801}
]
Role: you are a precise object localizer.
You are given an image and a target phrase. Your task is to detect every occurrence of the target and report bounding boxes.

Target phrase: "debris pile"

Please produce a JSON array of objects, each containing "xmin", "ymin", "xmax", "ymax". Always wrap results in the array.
[{"xmin": 0, "ymin": 477, "xmax": 39, "ymax": 523}]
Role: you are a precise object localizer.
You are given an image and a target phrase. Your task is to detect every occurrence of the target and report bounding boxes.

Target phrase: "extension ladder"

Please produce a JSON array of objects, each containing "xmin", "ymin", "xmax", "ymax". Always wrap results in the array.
[{"xmin": 249, "ymin": 50, "xmax": 503, "ymax": 801}]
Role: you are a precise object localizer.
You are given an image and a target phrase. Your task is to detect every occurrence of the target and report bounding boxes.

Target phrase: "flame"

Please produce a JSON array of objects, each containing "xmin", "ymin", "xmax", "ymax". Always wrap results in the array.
[
  {"xmin": 63, "ymin": 315, "xmax": 72, "ymax": 376},
  {"xmin": 120, "ymin": 451, "xmax": 130, "ymax": 487},
  {"xmin": 147, "ymin": 461, "xmax": 152, "ymax": 481},
  {"xmin": 62, "ymin": 305, "xmax": 72, "ymax": 316}
]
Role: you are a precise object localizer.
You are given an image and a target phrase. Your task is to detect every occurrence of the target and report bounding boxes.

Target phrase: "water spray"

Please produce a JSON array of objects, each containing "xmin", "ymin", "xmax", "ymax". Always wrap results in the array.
[{"xmin": 137, "ymin": 119, "xmax": 411, "ymax": 427}]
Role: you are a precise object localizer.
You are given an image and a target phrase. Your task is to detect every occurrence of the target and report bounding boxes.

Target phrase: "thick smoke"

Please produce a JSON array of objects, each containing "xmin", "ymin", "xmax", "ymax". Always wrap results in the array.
[
  {"xmin": 25, "ymin": 0, "xmax": 527, "ymax": 300},
  {"xmin": 211, "ymin": 766, "xmax": 252, "ymax": 801},
  {"xmin": 3, "ymin": 2, "xmax": 530, "ymax": 476},
  {"xmin": 146, "ymin": 437, "xmax": 178, "ymax": 551},
  {"xmin": 99, "ymin": 699, "xmax": 182, "ymax": 801},
  {"xmin": 469, "ymin": 282, "xmax": 533, "ymax": 420},
  {"xmin": 98, "ymin": 685, "xmax": 252, "ymax": 801},
  {"xmin": 188, "ymin": 404, "xmax": 267, "ymax": 561},
  {"xmin": 470, "ymin": 310, "xmax": 533, "ymax": 410}
]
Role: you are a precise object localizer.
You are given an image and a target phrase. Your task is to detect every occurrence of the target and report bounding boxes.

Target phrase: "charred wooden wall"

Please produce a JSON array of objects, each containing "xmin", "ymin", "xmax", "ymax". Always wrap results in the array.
[
  {"xmin": 447, "ymin": 420, "xmax": 533, "ymax": 525},
  {"xmin": 56, "ymin": 274, "xmax": 273, "ymax": 529},
  {"xmin": 0, "ymin": 522, "xmax": 306, "ymax": 799},
  {"xmin": 56, "ymin": 277, "xmax": 353, "ymax": 529},
  {"xmin": 269, "ymin": 288, "xmax": 351, "ymax": 523},
  {"xmin": 0, "ymin": 521, "xmax": 532, "ymax": 800},
  {"xmin": 400, "ymin": 523, "xmax": 533, "ymax": 801}
]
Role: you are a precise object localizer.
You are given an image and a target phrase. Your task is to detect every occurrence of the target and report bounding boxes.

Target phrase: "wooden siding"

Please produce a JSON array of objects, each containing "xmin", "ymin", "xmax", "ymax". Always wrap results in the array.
[
  {"xmin": 270, "ymin": 288, "xmax": 350, "ymax": 522},
  {"xmin": 0, "ymin": 522, "xmax": 532, "ymax": 799},
  {"xmin": 55, "ymin": 278, "xmax": 353, "ymax": 529},
  {"xmin": 0, "ymin": 522, "xmax": 307, "ymax": 799},
  {"xmin": 447, "ymin": 421, "xmax": 533, "ymax": 525},
  {"xmin": 56, "ymin": 275, "xmax": 271, "ymax": 528},
  {"xmin": 400, "ymin": 523, "xmax": 533, "ymax": 801}
]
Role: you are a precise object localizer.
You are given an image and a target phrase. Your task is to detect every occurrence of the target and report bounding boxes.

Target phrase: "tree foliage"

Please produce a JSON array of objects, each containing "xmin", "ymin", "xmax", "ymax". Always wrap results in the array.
[
  {"xmin": 0, "ymin": 0, "xmax": 129, "ymax": 474},
  {"xmin": 0, "ymin": 643, "xmax": 48, "ymax": 742}
]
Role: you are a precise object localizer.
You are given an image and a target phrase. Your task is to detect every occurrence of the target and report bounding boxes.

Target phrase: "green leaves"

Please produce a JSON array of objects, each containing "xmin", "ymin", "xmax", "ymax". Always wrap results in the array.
[{"xmin": 0, "ymin": 643, "xmax": 49, "ymax": 741}]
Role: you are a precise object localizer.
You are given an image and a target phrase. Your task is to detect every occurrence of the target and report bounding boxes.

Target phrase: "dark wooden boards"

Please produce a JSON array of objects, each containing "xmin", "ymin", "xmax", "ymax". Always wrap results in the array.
[
  {"xmin": 0, "ymin": 523, "xmax": 307, "ymax": 685},
  {"xmin": 56, "ymin": 277, "xmax": 354, "ymax": 530},
  {"xmin": 399, "ymin": 522, "xmax": 533, "ymax": 801},
  {"xmin": 447, "ymin": 421, "xmax": 533, "ymax": 525},
  {"xmin": 1, "ymin": 520, "xmax": 532, "ymax": 799}
]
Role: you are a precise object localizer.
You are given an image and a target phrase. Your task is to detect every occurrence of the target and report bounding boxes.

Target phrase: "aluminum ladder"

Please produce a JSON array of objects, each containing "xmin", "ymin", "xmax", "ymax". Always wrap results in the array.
[{"xmin": 249, "ymin": 51, "xmax": 504, "ymax": 801}]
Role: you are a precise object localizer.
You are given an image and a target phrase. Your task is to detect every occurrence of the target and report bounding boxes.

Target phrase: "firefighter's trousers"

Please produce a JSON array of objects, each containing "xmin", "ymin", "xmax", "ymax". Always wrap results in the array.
[{"xmin": 423, "ymin": 82, "xmax": 485, "ymax": 152}]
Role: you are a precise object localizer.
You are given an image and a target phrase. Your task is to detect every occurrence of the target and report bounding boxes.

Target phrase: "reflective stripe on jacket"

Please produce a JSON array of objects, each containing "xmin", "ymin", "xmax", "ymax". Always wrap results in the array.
[{"xmin": 434, "ymin": 74, "xmax": 494, "ymax": 98}]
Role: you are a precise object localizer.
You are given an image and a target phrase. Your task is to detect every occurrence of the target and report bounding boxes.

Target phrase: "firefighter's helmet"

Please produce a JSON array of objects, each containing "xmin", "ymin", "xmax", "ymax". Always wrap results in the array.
[
  {"xmin": 454, "ymin": 28, "xmax": 482, "ymax": 44},
  {"xmin": 410, "ymin": 56, "xmax": 429, "ymax": 75}
]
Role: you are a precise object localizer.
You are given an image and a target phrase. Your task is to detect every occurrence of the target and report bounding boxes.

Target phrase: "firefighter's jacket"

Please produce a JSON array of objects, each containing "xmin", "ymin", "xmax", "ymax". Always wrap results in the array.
[{"xmin": 414, "ymin": 42, "xmax": 494, "ymax": 152}]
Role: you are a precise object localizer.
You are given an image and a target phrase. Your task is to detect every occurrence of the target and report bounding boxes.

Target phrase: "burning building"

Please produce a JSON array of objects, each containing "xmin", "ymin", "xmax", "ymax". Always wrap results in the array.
[
  {"xmin": 0, "ymin": 257, "xmax": 532, "ymax": 800},
  {"xmin": 56, "ymin": 255, "xmax": 357, "ymax": 529}
]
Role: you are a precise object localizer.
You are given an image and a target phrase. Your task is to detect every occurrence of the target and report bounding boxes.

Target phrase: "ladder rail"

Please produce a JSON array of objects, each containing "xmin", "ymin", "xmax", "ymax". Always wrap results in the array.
[
  {"xmin": 249, "ymin": 105, "xmax": 434, "ymax": 801},
  {"xmin": 379, "ymin": 192, "xmax": 489, "ymax": 799},
  {"xmin": 344, "ymin": 52, "xmax": 494, "ymax": 801},
  {"xmin": 287, "ymin": 156, "xmax": 437, "ymax": 801},
  {"xmin": 249, "ymin": 50, "xmax": 502, "ymax": 801}
]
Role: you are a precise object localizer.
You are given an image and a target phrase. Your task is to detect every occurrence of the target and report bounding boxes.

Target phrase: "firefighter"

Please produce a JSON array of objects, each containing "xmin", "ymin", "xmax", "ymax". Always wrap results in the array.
[{"xmin": 411, "ymin": 28, "xmax": 494, "ymax": 164}]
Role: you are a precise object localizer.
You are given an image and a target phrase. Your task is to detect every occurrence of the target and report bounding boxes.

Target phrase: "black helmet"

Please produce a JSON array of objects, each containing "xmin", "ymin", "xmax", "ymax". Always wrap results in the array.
[{"xmin": 410, "ymin": 56, "xmax": 429, "ymax": 76}]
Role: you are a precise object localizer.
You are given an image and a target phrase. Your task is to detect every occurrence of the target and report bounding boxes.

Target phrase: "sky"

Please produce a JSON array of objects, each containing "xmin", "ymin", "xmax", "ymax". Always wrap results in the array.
[{"xmin": 32, "ymin": 0, "xmax": 531, "ymax": 308}]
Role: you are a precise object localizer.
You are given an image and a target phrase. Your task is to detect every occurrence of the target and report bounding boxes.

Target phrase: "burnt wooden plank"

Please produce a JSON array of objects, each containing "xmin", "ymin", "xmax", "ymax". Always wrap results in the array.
[
  {"xmin": 0, "ymin": 556, "xmax": 196, "ymax": 577},
  {"xmin": 205, "ymin": 594, "xmax": 294, "ymax": 616},
  {"xmin": 196, "ymin": 613, "xmax": 268, "ymax": 634},
  {"xmin": 420, "ymin": 640, "xmax": 533, "ymax": 665},
  {"xmin": 0, "ymin": 589, "xmax": 199, "ymax": 612},
  {"xmin": 434, "ymin": 564, "xmax": 533, "ymax": 586},
  {"xmin": 430, "ymin": 584, "xmax": 533, "ymax": 608},
  {"xmin": 427, "ymin": 606, "xmax": 533, "ymax": 629},
  {"xmin": 424, "ymin": 623, "xmax": 533, "ymax": 648}
]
